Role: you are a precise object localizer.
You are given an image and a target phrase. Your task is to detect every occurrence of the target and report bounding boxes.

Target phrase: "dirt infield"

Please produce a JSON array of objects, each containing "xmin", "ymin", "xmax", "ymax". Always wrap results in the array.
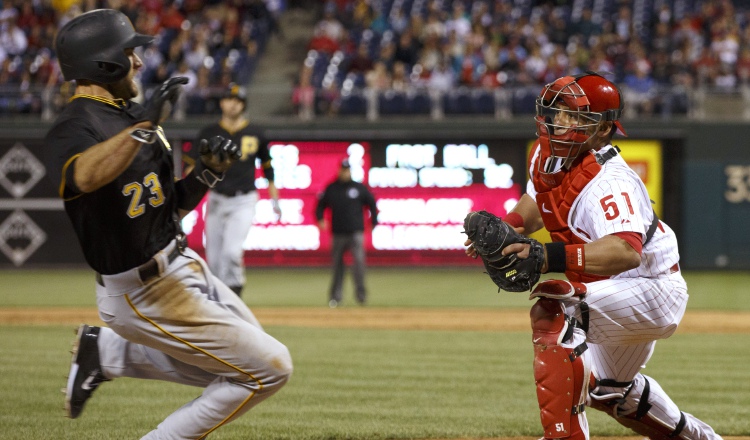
[
  {"xmin": 1, "ymin": 307, "xmax": 749, "ymax": 333},
  {"xmin": 4, "ymin": 308, "xmax": 748, "ymax": 440},
  {"xmin": 429, "ymin": 438, "xmax": 749, "ymax": 440},
  {"xmin": 428, "ymin": 438, "xmax": 749, "ymax": 440}
]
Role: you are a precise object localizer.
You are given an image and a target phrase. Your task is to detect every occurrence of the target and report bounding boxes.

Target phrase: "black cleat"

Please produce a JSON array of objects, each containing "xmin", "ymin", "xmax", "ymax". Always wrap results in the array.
[{"xmin": 65, "ymin": 324, "xmax": 109, "ymax": 419}]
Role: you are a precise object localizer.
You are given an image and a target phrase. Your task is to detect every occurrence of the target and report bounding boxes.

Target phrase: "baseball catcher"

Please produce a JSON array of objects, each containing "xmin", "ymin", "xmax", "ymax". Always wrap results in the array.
[
  {"xmin": 461, "ymin": 71, "xmax": 721, "ymax": 440},
  {"xmin": 463, "ymin": 210, "xmax": 545, "ymax": 292}
]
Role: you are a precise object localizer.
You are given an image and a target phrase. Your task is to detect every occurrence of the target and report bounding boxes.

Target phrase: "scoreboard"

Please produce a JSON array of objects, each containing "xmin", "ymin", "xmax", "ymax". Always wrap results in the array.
[{"xmin": 182, "ymin": 139, "xmax": 527, "ymax": 266}]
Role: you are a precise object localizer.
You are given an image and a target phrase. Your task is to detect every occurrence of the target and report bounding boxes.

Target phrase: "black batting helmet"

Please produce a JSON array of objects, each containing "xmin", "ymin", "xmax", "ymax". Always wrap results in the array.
[
  {"xmin": 222, "ymin": 83, "xmax": 247, "ymax": 107},
  {"xmin": 55, "ymin": 9, "xmax": 154, "ymax": 83}
]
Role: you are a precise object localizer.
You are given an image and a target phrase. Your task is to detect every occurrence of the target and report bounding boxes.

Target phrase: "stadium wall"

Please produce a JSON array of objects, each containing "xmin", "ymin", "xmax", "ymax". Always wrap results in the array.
[{"xmin": 0, "ymin": 118, "xmax": 747, "ymax": 270}]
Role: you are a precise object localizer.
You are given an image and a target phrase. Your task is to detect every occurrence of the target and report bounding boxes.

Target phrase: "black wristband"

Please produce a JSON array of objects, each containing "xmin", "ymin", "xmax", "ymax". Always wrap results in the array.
[
  {"xmin": 193, "ymin": 159, "xmax": 225, "ymax": 188},
  {"xmin": 176, "ymin": 169, "xmax": 209, "ymax": 211},
  {"xmin": 544, "ymin": 242, "xmax": 567, "ymax": 273}
]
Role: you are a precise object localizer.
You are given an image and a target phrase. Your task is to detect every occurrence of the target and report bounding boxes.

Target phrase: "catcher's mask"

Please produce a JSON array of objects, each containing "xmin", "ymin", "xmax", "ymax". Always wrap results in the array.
[
  {"xmin": 534, "ymin": 71, "xmax": 626, "ymax": 181},
  {"xmin": 55, "ymin": 9, "xmax": 153, "ymax": 84}
]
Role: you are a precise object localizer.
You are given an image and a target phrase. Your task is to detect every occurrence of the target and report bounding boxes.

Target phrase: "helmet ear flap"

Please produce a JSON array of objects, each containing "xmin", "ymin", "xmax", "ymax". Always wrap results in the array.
[
  {"xmin": 95, "ymin": 61, "xmax": 128, "ymax": 81},
  {"xmin": 94, "ymin": 44, "xmax": 132, "ymax": 82}
]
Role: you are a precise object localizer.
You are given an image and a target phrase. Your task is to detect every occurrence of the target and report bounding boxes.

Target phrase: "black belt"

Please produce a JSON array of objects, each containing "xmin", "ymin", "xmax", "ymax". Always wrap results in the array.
[
  {"xmin": 213, "ymin": 188, "xmax": 255, "ymax": 197},
  {"xmin": 96, "ymin": 245, "xmax": 181, "ymax": 287}
]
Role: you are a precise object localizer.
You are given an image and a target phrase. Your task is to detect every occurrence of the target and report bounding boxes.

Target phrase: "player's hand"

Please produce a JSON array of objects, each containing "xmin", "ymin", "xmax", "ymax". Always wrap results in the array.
[
  {"xmin": 199, "ymin": 135, "xmax": 242, "ymax": 173},
  {"xmin": 143, "ymin": 76, "xmax": 189, "ymax": 125},
  {"xmin": 317, "ymin": 219, "xmax": 326, "ymax": 230},
  {"xmin": 272, "ymin": 199, "xmax": 282, "ymax": 219},
  {"xmin": 502, "ymin": 242, "xmax": 531, "ymax": 258},
  {"xmin": 464, "ymin": 238, "xmax": 478, "ymax": 259}
]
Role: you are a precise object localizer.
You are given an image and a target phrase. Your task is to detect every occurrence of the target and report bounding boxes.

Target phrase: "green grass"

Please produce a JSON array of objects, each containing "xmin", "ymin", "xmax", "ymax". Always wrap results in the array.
[
  {"xmin": 2, "ymin": 267, "xmax": 749, "ymax": 310},
  {"xmin": 0, "ymin": 326, "xmax": 747, "ymax": 440},
  {"xmin": 0, "ymin": 268, "xmax": 748, "ymax": 439}
]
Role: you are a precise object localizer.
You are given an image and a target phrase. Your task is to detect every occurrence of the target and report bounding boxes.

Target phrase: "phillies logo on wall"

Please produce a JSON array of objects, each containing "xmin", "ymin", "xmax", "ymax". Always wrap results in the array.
[
  {"xmin": 0, "ymin": 143, "xmax": 46, "ymax": 198},
  {"xmin": 0, "ymin": 210, "xmax": 47, "ymax": 266}
]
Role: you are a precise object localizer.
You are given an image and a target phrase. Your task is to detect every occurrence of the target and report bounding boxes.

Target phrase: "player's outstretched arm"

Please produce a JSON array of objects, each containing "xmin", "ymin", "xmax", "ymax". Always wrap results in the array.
[
  {"xmin": 72, "ymin": 77, "xmax": 191, "ymax": 194},
  {"xmin": 72, "ymin": 121, "xmax": 154, "ymax": 193}
]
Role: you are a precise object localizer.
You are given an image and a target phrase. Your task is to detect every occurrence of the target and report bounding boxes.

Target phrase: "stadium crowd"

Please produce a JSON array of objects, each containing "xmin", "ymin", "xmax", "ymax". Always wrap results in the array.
[
  {"xmin": 0, "ymin": 0, "xmax": 280, "ymax": 116},
  {"xmin": 293, "ymin": 0, "xmax": 750, "ymax": 118},
  {"xmin": 1, "ymin": 0, "xmax": 750, "ymax": 119}
]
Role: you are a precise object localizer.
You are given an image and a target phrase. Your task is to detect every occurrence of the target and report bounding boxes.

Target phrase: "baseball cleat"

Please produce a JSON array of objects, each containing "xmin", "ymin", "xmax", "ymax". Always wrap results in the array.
[{"xmin": 65, "ymin": 324, "xmax": 110, "ymax": 419}]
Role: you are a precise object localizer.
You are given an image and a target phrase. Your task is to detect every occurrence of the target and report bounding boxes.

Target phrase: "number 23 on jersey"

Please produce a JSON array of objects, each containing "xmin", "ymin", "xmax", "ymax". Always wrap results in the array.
[{"xmin": 122, "ymin": 172, "xmax": 165, "ymax": 218}]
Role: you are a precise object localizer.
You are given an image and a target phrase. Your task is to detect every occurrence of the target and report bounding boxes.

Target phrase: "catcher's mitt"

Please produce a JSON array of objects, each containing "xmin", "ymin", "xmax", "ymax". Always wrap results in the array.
[{"xmin": 463, "ymin": 210, "xmax": 545, "ymax": 292}]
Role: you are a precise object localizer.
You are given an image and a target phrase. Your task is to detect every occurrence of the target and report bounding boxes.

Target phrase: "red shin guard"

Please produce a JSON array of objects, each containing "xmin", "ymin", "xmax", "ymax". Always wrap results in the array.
[{"xmin": 531, "ymin": 298, "xmax": 589, "ymax": 440}]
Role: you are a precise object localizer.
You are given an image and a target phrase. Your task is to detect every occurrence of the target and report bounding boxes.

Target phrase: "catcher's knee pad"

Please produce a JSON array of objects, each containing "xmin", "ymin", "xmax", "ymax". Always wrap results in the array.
[
  {"xmin": 531, "ymin": 298, "xmax": 591, "ymax": 440},
  {"xmin": 588, "ymin": 375, "xmax": 687, "ymax": 440}
]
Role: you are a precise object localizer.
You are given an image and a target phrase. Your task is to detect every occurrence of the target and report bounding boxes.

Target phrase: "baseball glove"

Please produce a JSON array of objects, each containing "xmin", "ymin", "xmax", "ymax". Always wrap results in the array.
[{"xmin": 463, "ymin": 210, "xmax": 545, "ymax": 292}]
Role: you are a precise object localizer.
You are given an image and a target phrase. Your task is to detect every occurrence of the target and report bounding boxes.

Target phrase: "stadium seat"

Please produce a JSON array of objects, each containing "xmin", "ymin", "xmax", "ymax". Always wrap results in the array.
[
  {"xmin": 471, "ymin": 89, "xmax": 495, "ymax": 114},
  {"xmin": 443, "ymin": 88, "xmax": 473, "ymax": 114},
  {"xmin": 405, "ymin": 90, "xmax": 432, "ymax": 114},
  {"xmin": 338, "ymin": 91, "xmax": 368, "ymax": 115},
  {"xmin": 379, "ymin": 90, "xmax": 407, "ymax": 115},
  {"xmin": 512, "ymin": 87, "xmax": 538, "ymax": 115}
]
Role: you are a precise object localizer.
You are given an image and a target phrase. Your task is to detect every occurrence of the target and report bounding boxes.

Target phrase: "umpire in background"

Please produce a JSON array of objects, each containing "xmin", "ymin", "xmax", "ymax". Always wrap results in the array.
[
  {"xmin": 186, "ymin": 84, "xmax": 280, "ymax": 297},
  {"xmin": 316, "ymin": 159, "xmax": 378, "ymax": 307}
]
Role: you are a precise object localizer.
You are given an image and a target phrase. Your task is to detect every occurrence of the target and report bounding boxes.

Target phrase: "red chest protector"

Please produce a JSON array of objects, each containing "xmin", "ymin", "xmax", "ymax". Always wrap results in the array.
[{"xmin": 531, "ymin": 148, "xmax": 619, "ymax": 283}]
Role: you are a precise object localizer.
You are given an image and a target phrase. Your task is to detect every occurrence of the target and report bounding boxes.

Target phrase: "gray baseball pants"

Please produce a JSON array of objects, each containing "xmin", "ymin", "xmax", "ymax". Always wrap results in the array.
[
  {"xmin": 330, "ymin": 231, "xmax": 366, "ymax": 304},
  {"xmin": 94, "ymin": 240, "xmax": 292, "ymax": 439},
  {"xmin": 205, "ymin": 190, "xmax": 258, "ymax": 290}
]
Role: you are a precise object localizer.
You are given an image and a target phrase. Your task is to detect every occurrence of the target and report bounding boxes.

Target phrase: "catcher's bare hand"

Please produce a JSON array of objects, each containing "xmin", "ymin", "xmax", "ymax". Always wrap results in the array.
[
  {"xmin": 199, "ymin": 135, "xmax": 242, "ymax": 173},
  {"xmin": 502, "ymin": 242, "xmax": 550, "ymax": 272},
  {"xmin": 502, "ymin": 242, "xmax": 530, "ymax": 258},
  {"xmin": 464, "ymin": 238, "xmax": 478, "ymax": 259}
]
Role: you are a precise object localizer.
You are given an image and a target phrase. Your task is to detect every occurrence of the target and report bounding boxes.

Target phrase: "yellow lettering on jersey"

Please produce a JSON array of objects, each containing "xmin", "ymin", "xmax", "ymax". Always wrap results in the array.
[
  {"xmin": 241, "ymin": 136, "xmax": 259, "ymax": 160},
  {"xmin": 156, "ymin": 127, "xmax": 171, "ymax": 151},
  {"xmin": 123, "ymin": 182, "xmax": 145, "ymax": 218},
  {"xmin": 122, "ymin": 174, "xmax": 165, "ymax": 217},
  {"xmin": 144, "ymin": 172, "xmax": 165, "ymax": 207}
]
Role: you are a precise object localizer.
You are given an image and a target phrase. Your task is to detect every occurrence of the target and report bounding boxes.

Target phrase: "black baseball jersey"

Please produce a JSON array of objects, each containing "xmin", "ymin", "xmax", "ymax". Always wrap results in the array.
[
  {"xmin": 316, "ymin": 179, "xmax": 378, "ymax": 234},
  {"xmin": 189, "ymin": 121, "xmax": 273, "ymax": 196},
  {"xmin": 44, "ymin": 95, "xmax": 178, "ymax": 274}
]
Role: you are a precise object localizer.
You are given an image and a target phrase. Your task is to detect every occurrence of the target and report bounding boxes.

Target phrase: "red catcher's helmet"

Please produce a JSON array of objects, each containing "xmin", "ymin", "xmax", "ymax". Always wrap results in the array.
[{"xmin": 534, "ymin": 71, "xmax": 626, "ymax": 179}]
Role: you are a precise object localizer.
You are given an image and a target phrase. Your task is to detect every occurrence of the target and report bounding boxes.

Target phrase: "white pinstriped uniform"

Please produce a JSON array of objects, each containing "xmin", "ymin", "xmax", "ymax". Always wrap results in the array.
[{"xmin": 527, "ymin": 144, "xmax": 721, "ymax": 440}]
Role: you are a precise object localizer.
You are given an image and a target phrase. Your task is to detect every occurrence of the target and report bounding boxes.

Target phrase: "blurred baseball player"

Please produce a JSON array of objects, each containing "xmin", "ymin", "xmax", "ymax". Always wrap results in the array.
[
  {"xmin": 187, "ymin": 84, "xmax": 280, "ymax": 297},
  {"xmin": 44, "ymin": 9, "xmax": 291, "ymax": 439},
  {"xmin": 464, "ymin": 72, "xmax": 721, "ymax": 440}
]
